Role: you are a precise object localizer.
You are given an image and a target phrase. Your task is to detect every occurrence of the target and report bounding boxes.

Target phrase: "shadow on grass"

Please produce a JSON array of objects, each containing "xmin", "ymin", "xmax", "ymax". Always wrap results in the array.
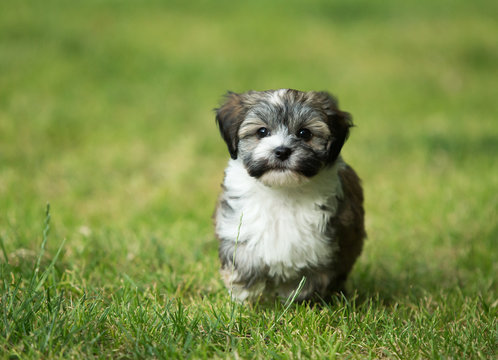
[{"xmin": 349, "ymin": 257, "xmax": 496, "ymax": 307}]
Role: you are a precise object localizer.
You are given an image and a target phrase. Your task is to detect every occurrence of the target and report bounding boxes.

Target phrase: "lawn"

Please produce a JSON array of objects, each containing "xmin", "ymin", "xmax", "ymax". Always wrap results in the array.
[{"xmin": 0, "ymin": 0, "xmax": 497, "ymax": 358}]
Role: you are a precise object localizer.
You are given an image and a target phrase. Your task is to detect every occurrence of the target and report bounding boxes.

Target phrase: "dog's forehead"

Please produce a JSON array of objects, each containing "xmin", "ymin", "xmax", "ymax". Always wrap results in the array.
[{"xmin": 245, "ymin": 89, "xmax": 322, "ymax": 127}]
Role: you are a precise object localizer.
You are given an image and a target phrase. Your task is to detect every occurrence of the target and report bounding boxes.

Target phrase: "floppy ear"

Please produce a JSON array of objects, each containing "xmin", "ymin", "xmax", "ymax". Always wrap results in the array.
[
  {"xmin": 215, "ymin": 92, "xmax": 247, "ymax": 159},
  {"xmin": 313, "ymin": 91, "xmax": 353, "ymax": 164}
]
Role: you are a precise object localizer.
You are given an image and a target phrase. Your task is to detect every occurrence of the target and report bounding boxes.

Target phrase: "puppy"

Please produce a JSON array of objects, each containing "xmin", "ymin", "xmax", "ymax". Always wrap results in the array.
[{"xmin": 214, "ymin": 89, "xmax": 365, "ymax": 302}]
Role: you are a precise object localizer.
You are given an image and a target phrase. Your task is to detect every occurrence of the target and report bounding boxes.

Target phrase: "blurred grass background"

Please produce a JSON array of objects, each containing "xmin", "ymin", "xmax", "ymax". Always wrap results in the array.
[{"xmin": 0, "ymin": 0, "xmax": 497, "ymax": 357}]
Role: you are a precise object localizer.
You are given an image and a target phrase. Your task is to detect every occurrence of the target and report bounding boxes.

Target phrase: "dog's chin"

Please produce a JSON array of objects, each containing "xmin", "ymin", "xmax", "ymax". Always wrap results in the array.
[{"xmin": 258, "ymin": 169, "xmax": 309, "ymax": 187}]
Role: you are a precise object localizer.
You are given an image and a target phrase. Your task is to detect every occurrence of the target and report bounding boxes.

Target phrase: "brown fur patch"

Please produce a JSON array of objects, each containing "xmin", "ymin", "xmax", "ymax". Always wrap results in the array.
[
  {"xmin": 329, "ymin": 164, "xmax": 366, "ymax": 290},
  {"xmin": 216, "ymin": 92, "xmax": 248, "ymax": 159},
  {"xmin": 307, "ymin": 91, "xmax": 353, "ymax": 164}
]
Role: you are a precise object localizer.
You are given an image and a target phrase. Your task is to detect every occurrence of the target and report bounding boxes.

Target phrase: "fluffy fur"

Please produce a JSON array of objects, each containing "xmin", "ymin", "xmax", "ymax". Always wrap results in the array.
[{"xmin": 214, "ymin": 89, "xmax": 365, "ymax": 302}]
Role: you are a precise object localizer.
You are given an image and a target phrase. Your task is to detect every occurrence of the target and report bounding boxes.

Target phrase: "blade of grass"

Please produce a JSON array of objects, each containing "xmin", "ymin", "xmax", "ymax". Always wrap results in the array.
[
  {"xmin": 29, "ymin": 203, "xmax": 51, "ymax": 290},
  {"xmin": 0, "ymin": 235, "xmax": 8, "ymax": 264},
  {"xmin": 262, "ymin": 276, "xmax": 307, "ymax": 340}
]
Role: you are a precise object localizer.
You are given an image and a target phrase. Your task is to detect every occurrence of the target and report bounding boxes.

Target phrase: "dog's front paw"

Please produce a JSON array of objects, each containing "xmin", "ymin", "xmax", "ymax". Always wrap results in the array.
[{"xmin": 220, "ymin": 267, "xmax": 266, "ymax": 302}]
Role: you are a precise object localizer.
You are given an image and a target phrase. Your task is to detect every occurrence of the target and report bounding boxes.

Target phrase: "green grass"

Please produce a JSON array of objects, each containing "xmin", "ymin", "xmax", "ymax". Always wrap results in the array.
[{"xmin": 1, "ymin": 0, "xmax": 497, "ymax": 358}]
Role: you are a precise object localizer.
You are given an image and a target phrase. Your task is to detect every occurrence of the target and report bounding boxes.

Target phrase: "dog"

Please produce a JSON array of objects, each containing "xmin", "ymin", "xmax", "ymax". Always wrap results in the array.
[{"xmin": 214, "ymin": 89, "xmax": 365, "ymax": 302}]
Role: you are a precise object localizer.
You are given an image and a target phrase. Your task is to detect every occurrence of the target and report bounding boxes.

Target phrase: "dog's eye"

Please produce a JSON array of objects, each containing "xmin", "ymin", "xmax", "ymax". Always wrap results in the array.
[
  {"xmin": 297, "ymin": 128, "xmax": 313, "ymax": 141},
  {"xmin": 257, "ymin": 127, "xmax": 270, "ymax": 139}
]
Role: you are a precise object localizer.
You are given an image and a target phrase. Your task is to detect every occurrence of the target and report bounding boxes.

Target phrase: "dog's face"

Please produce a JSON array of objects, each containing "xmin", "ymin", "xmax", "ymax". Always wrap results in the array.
[{"xmin": 216, "ymin": 89, "xmax": 352, "ymax": 187}]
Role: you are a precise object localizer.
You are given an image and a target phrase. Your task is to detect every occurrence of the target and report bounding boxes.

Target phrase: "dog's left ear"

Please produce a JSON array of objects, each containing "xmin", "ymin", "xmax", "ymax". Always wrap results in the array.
[
  {"xmin": 313, "ymin": 91, "xmax": 353, "ymax": 164},
  {"xmin": 215, "ymin": 92, "xmax": 247, "ymax": 160}
]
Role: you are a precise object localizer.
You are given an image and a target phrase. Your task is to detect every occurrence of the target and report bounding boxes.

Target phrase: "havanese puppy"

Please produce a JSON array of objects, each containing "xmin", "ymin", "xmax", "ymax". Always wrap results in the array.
[{"xmin": 214, "ymin": 89, "xmax": 366, "ymax": 303}]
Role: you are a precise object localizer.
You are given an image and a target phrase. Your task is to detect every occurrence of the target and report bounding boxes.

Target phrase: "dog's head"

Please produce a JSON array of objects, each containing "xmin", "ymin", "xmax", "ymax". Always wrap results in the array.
[{"xmin": 216, "ymin": 89, "xmax": 352, "ymax": 187}]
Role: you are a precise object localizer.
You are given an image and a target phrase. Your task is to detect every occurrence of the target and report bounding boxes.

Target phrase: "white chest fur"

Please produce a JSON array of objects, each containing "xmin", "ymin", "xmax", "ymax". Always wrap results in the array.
[{"xmin": 216, "ymin": 159, "xmax": 344, "ymax": 281}]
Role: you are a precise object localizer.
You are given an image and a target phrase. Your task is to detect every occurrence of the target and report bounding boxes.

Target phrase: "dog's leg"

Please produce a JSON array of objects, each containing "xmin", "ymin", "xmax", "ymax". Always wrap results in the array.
[{"xmin": 220, "ymin": 267, "xmax": 266, "ymax": 302}]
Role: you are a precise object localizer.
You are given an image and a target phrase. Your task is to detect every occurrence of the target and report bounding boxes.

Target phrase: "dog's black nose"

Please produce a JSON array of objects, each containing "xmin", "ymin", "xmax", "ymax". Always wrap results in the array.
[{"xmin": 274, "ymin": 146, "xmax": 292, "ymax": 161}]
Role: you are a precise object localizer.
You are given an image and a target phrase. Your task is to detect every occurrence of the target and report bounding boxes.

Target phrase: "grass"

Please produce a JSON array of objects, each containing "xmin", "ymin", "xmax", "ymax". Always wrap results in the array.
[{"xmin": 0, "ymin": 0, "xmax": 497, "ymax": 358}]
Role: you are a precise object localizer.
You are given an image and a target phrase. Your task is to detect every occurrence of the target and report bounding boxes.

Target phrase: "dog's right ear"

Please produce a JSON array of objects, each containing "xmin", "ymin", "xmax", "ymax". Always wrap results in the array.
[{"xmin": 215, "ymin": 92, "xmax": 247, "ymax": 160}]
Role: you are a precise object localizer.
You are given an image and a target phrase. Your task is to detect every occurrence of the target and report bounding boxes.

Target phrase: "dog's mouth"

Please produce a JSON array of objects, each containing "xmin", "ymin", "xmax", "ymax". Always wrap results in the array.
[
  {"xmin": 266, "ymin": 162, "xmax": 293, "ymax": 172},
  {"xmin": 247, "ymin": 157, "xmax": 322, "ymax": 178},
  {"xmin": 246, "ymin": 159, "xmax": 292, "ymax": 178},
  {"xmin": 259, "ymin": 168, "xmax": 308, "ymax": 187},
  {"xmin": 244, "ymin": 161, "xmax": 312, "ymax": 187}
]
